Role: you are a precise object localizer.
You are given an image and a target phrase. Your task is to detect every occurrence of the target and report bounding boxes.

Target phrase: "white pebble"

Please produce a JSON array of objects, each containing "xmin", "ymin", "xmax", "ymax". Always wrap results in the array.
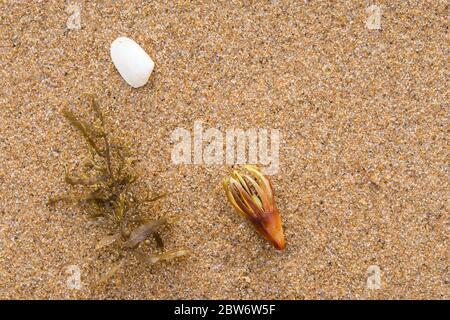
[{"xmin": 110, "ymin": 36, "xmax": 154, "ymax": 88}]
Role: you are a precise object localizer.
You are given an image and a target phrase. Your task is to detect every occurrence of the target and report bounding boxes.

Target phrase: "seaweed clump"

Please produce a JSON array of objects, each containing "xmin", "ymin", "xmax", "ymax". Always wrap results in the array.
[{"xmin": 49, "ymin": 94, "xmax": 189, "ymax": 284}]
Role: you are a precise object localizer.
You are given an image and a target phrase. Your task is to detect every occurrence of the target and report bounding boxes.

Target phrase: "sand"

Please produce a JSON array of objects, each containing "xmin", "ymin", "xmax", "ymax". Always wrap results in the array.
[{"xmin": 0, "ymin": 0, "xmax": 448, "ymax": 299}]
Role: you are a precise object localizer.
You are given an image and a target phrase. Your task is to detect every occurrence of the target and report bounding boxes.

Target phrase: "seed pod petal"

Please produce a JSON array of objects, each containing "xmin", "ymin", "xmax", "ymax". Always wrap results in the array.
[{"xmin": 223, "ymin": 166, "xmax": 286, "ymax": 250}]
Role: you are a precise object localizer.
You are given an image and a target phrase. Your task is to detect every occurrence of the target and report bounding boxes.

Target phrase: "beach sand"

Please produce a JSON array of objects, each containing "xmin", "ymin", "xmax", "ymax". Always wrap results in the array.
[{"xmin": 0, "ymin": 1, "xmax": 448, "ymax": 299}]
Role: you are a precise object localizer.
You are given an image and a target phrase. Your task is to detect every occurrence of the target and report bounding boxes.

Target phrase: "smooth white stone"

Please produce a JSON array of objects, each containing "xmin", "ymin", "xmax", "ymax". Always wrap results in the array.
[{"xmin": 110, "ymin": 36, "xmax": 154, "ymax": 88}]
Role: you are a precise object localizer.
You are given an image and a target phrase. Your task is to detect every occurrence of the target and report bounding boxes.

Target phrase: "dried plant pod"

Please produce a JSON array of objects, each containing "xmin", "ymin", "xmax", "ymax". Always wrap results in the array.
[{"xmin": 223, "ymin": 165, "xmax": 286, "ymax": 250}]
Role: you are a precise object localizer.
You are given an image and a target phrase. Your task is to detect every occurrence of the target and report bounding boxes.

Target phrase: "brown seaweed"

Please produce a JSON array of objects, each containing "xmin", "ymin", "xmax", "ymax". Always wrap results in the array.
[{"xmin": 49, "ymin": 94, "xmax": 189, "ymax": 284}]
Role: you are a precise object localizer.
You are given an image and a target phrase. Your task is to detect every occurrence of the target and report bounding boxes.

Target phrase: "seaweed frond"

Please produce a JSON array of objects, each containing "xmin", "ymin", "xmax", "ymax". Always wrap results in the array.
[{"xmin": 49, "ymin": 94, "xmax": 189, "ymax": 284}]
